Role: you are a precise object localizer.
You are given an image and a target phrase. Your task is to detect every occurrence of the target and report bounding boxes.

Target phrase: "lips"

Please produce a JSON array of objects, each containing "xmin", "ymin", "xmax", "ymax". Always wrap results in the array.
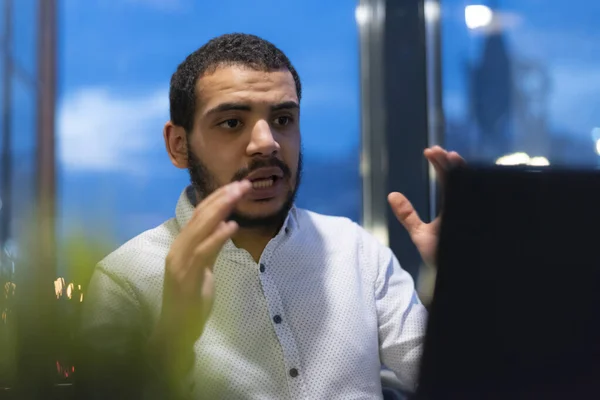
[
  {"xmin": 244, "ymin": 168, "xmax": 282, "ymax": 190},
  {"xmin": 246, "ymin": 167, "xmax": 284, "ymax": 182},
  {"xmin": 236, "ymin": 168, "xmax": 283, "ymax": 200}
]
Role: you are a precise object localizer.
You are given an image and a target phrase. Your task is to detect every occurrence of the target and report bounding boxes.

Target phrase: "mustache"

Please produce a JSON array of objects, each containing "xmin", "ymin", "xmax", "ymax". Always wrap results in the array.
[{"xmin": 231, "ymin": 157, "xmax": 292, "ymax": 182}]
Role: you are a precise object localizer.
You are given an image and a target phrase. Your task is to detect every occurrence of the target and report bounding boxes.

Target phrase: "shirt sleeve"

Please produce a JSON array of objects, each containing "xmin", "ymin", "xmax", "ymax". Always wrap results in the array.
[
  {"xmin": 78, "ymin": 263, "xmax": 196, "ymax": 400},
  {"xmin": 375, "ymin": 250, "xmax": 428, "ymax": 392},
  {"xmin": 77, "ymin": 264, "xmax": 148, "ymax": 398}
]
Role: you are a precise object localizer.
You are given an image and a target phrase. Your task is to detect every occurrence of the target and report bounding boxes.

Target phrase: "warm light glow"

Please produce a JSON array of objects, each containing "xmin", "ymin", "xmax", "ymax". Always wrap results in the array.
[
  {"xmin": 355, "ymin": 4, "xmax": 369, "ymax": 26},
  {"xmin": 4, "ymin": 282, "xmax": 15, "ymax": 299},
  {"xmin": 496, "ymin": 152, "xmax": 550, "ymax": 166},
  {"xmin": 465, "ymin": 5, "xmax": 493, "ymax": 29},
  {"xmin": 54, "ymin": 278, "xmax": 84, "ymax": 301},
  {"xmin": 529, "ymin": 156, "xmax": 550, "ymax": 166},
  {"xmin": 54, "ymin": 277, "xmax": 65, "ymax": 299},
  {"xmin": 496, "ymin": 152, "xmax": 530, "ymax": 166},
  {"xmin": 67, "ymin": 283, "xmax": 74, "ymax": 300},
  {"xmin": 56, "ymin": 360, "xmax": 75, "ymax": 378}
]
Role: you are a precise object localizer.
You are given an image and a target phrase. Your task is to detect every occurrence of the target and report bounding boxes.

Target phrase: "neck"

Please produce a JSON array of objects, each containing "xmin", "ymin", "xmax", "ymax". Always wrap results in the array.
[{"xmin": 232, "ymin": 224, "xmax": 281, "ymax": 263}]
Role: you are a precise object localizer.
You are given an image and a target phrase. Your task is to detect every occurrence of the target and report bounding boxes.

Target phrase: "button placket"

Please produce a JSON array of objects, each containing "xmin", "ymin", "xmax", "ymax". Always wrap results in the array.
[{"xmin": 256, "ymin": 242, "xmax": 307, "ymax": 398}]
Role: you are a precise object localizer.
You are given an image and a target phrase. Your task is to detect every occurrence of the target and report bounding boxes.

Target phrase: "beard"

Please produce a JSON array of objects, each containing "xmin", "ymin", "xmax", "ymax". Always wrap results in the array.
[{"xmin": 187, "ymin": 147, "xmax": 302, "ymax": 229}]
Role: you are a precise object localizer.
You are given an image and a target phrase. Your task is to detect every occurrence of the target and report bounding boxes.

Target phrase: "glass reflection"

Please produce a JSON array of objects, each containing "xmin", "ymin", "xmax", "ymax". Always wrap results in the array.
[{"xmin": 442, "ymin": 0, "xmax": 600, "ymax": 167}]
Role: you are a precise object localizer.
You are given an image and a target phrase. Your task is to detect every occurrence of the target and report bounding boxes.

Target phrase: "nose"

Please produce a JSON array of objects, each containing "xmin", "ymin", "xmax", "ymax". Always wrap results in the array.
[{"xmin": 246, "ymin": 119, "xmax": 280, "ymax": 157}]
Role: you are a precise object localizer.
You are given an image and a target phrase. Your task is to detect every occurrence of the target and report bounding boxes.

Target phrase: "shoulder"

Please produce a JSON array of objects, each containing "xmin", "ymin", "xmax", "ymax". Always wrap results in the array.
[{"xmin": 97, "ymin": 218, "xmax": 179, "ymax": 282}]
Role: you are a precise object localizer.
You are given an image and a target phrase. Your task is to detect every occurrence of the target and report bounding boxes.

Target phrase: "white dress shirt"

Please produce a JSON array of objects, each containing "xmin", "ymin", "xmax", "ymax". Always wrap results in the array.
[{"xmin": 81, "ymin": 186, "xmax": 427, "ymax": 399}]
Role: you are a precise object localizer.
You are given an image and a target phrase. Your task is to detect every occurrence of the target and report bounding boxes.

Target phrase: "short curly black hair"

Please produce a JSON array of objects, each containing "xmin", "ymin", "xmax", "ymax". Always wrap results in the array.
[{"xmin": 169, "ymin": 33, "xmax": 302, "ymax": 133}]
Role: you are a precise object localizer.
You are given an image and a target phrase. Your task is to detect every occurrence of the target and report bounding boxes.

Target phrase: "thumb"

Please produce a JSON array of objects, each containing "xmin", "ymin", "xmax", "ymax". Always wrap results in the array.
[{"xmin": 388, "ymin": 192, "xmax": 424, "ymax": 236}]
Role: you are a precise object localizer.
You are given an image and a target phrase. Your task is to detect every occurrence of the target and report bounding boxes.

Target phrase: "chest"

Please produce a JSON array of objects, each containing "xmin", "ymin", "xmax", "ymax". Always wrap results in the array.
[
  {"xmin": 207, "ymin": 246, "xmax": 379, "ymax": 362},
  {"xmin": 195, "ymin": 248, "xmax": 380, "ymax": 397}
]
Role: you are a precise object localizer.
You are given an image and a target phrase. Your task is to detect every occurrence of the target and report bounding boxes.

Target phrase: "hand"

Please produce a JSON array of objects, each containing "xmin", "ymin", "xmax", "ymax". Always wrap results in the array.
[
  {"xmin": 149, "ymin": 180, "xmax": 252, "ymax": 378},
  {"xmin": 388, "ymin": 146, "xmax": 464, "ymax": 266}
]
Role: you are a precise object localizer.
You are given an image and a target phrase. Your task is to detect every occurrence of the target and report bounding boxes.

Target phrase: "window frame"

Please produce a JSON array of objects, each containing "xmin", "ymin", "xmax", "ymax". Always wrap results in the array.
[{"xmin": 358, "ymin": 0, "xmax": 442, "ymax": 281}]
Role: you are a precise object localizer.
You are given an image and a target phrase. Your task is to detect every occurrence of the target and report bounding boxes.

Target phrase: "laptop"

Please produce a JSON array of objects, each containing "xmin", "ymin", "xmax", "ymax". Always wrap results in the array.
[{"xmin": 414, "ymin": 165, "xmax": 600, "ymax": 399}]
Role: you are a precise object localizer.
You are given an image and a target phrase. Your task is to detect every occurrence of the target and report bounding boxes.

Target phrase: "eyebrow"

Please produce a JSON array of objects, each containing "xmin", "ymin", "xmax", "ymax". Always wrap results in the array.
[
  {"xmin": 270, "ymin": 101, "xmax": 299, "ymax": 112},
  {"xmin": 205, "ymin": 101, "xmax": 299, "ymax": 117}
]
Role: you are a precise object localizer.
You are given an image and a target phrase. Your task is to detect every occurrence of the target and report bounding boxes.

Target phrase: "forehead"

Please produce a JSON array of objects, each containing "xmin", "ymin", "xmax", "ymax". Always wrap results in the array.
[{"xmin": 196, "ymin": 65, "xmax": 298, "ymax": 113}]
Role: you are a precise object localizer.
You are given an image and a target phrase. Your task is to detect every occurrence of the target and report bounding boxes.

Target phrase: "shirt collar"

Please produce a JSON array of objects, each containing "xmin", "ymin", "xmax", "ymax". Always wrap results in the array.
[{"xmin": 175, "ymin": 185, "xmax": 300, "ymax": 236}]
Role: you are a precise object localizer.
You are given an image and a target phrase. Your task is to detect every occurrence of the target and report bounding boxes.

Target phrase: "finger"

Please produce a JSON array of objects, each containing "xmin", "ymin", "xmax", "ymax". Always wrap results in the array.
[
  {"xmin": 181, "ymin": 220, "xmax": 235, "ymax": 293},
  {"xmin": 425, "ymin": 148, "xmax": 466, "ymax": 184},
  {"xmin": 426, "ymin": 147, "xmax": 466, "ymax": 169},
  {"xmin": 425, "ymin": 148, "xmax": 450, "ymax": 171},
  {"xmin": 429, "ymin": 215, "xmax": 442, "ymax": 232},
  {"xmin": 428, "ymin": 157, "xmax": 447, "ymax": 179},
  {"xmin": 447, "ymin": 151, "xmax": 466, "ymax": 167},
  {"xmin": 187, "ymin": 181, "xmax": 251, "ymax": 241},
  {"xmin": 193, "ymin": 184, "xmax": 231, "ymax": 214},
  {"xmin": 424, "ymin": 146, "xmax": 447, "ymax": 159},
  {"xmin": 194, "ymin": 180, "xmax": 251, "ymax": 215},
  {"xmin": 192, "ymin": 220, "xmax": 239, "ymax": 271},
  {"xmin": 388, "ymin": 192, "xmax": 424, "ymax": 236},
  {"xmin": 426, "ymin": 145, "xmax": 446, "ymax": 155},
  {"xmin": 425, "ymin": 153, "xmax": 448, "ymax": 185}
]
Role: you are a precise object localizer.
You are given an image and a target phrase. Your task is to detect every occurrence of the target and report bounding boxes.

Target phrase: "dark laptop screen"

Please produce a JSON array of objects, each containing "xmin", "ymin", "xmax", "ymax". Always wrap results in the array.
[{"xmin": 416, "ymin": 166, "xmax": 600, "ymax": 400}]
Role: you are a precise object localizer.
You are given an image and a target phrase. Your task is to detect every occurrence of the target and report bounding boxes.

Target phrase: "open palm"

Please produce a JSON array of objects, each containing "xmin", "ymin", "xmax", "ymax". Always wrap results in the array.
[{"xmin": 388, "ymin": 146, "xmax": 464, "ymax": 266}]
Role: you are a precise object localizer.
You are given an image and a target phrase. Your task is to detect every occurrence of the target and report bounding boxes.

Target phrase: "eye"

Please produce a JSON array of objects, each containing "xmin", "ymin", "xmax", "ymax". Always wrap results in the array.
[
  {"xmin": 218, "ymin": 119, "xmax": 243, "ymax": 129},
  {"xmin": 273, "ymin": 116, "xmax": 293, "ymax": 126}
]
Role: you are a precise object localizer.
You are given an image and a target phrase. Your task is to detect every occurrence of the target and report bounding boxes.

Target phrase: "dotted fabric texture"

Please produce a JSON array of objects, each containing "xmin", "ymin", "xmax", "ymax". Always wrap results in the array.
[{"xmin": 81, "ymin": 186, "xmax": 427, "ymax": 399}]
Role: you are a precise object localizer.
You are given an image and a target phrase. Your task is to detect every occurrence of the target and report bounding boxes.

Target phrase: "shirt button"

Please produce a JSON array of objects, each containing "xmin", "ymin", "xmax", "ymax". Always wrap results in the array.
[
  {"xmin": 273, "ymin": 315, "xmax": 282, "ymax": 324},
  {"xmin": 289, "ymin": 368, "xmax": 299, "ymax": 378},
  {"xmin": 284, "ymin": 227, "xmax": 290, "ymax": 234},
  {"xmin": 259, "ymin": 264, "xmax": 265, "ymax": 273}
]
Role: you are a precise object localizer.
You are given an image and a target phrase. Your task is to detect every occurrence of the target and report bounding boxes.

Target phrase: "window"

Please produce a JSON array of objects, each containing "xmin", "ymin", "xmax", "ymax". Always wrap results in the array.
[
  {"xmin": 0, "ymin": 0, "xmax": 39, "ymax": 389},
  {"xmin": 441, "ymin": 0, "xmax": 600, "ymax": 167}
]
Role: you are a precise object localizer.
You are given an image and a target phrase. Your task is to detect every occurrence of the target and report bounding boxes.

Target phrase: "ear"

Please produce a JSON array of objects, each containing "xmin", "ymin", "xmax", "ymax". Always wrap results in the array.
[{"xmin": 163, "ymin": 121, "xmax": 189, "ymax": 169}]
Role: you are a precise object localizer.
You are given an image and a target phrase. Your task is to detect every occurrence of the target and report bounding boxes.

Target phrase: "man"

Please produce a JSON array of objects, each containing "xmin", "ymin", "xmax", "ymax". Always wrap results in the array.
[{"xmin": 79, "ymin": 33, "xmax": 463, "ymax": 399}]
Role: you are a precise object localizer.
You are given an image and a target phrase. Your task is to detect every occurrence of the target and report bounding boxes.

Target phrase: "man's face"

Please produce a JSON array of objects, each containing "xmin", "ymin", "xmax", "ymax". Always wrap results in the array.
[{"xmin": 187, "ymin": 65, "xmax": 302, "ymax": 228}]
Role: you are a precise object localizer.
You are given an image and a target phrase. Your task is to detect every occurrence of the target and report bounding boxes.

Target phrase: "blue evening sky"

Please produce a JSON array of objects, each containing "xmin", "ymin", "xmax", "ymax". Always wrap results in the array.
[
  {"xmin": 56, "ymin": 0, "xmax": 362, "ymax": 241},
  {"xmin": 442, "ymin": 0, "xmax": 600, "ymax": 137},
  {"xmin": 17, "ymin": 0, "xmax": 593, "ymax": 242}
]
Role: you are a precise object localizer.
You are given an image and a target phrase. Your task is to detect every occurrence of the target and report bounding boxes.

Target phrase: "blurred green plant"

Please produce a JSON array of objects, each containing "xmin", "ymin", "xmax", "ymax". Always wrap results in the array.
[
  {"xmin": 57, "ymin": 228, "xmax": 116, "ymax": 298},
  {"xmin": 0, "ymin": 209, "xmax": 120, "ymax": 391}
]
